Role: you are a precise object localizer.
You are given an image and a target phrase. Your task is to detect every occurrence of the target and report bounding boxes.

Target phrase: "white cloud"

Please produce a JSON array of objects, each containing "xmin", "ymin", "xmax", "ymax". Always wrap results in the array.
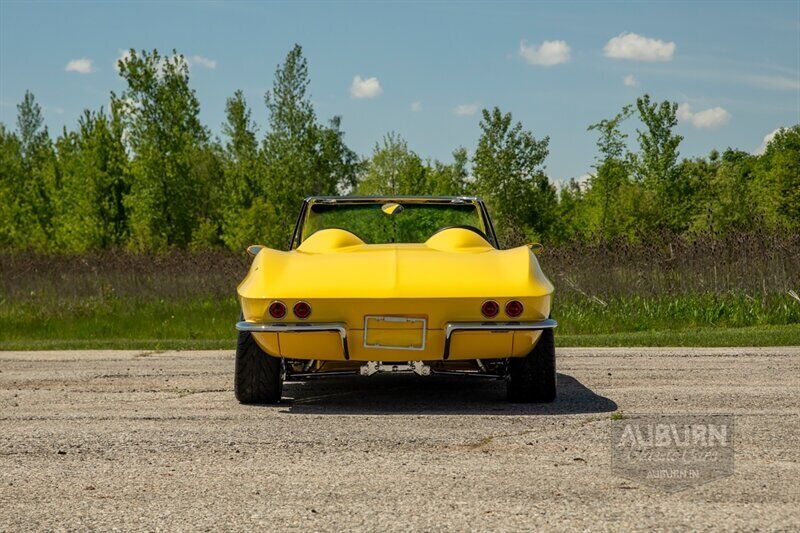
[
  {"xmin": 518, "ymin": 39, "xmax": 571, "ymax": 66},
  {"xmin": 188, "ymin": 55, "xmax": 216, "ymax": 69},
  {"xmin": 410, "ymin": 101, "xmax": 422, "ymax": 112},
  {"xmin": 453, "ymin": 103, "xmax": 479, "ymax": 116},
  {"xmin": 691, "ymin": 107, "xmax": 731, "ymax": 129},
  {"xmin": 604, "ymin": 32, "xmax": 676, "ymax": 62},
  {"xmin": 623, "ymin": 74, "xmax": 639, "ymax": 87},
  {"xmin": 677, "ymin": 103, "xmax": 731, "ymax": 129},
  {"xmin": 349, "ymin": 75, "xmax": 383, "ymax": 99},
  {"xmin": 754, "ymin": 128, "xmax": 784, "ymax": 154},
  {"xmin": 744, "ymin": 73, "xmax": 800, "ymax": 91},
  {"xmin": 637, "ymin": 66, "xmax": 799, "ymax": 92},
  {"xmin": 65, "ymin": 58, "xmax": 94, "ymax": 74},
  {"xmin": 677, "ymin": 103, "xmax": 694, "ymax": 122}
]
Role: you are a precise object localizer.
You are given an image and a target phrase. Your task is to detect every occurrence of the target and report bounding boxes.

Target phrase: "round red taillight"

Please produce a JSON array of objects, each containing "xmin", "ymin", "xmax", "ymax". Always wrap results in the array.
[
  {"xmin": 505, "ymin": 300, "xmax": 524, "ymax": 318},
  {"xmin": 268, "ymin": 301, "xmax": 287, "ymax": 319},
  {"xmin": 293, "ymin": 301, "xmax": 311, "ymax": 319},
  {"xmin": 481, "ymin": 300, "xmax": 500, "ymax": 318}
]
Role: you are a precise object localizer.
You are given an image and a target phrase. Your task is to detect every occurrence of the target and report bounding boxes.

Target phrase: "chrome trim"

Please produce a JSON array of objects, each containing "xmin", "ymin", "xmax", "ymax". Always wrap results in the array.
[
  {"xmin": 363, "ymin": 315, "xmax": 427, "ymax": 351},
  {"xmin": 305, "ymin": 195, "xmax": 479, "ymax": 203},
  {"xmin": 476, "ymin": 199, "xmax": 500, "ymax": 248},
  {"xmin": 360, "ymin": 361, "xmax": 431, "ymax": 376},
  {"xmin": 246, "ymin": 244, "xmax": 265, "ymax": 257},
  {"xmin": 289, "ymin": 368, "xmax": 504, "ymax": 380},
  {"xmin": 442, "ymin": 319, "xmax": 557, "ymax": 360},
  {"xmin": 236, "ymin": 318, "xmax": 557, "ymax": 362},
  {"xmin": 236, "ymin": 321, "xmax": 350, "ymax": 360},
  {"xmin": 286, "ymin": 370, "xmax": 359, "ymax": 380},
  {"xmin": 430, "ymin": 370, "xmax": 505, "ymax": 379},
  {"xmin": 293, "ymin": 196, "xmax": 500, "ymax": 249}
]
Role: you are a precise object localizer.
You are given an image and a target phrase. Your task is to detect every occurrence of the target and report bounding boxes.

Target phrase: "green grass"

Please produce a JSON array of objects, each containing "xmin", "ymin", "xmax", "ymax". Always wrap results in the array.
[
  {"xmin": 558, "ymin": 324, "xmax": 800, "ymax": 347},
  {"xmin": 555, "ymin": 292, "xmax": 800, "ymax": 333},
  {"xmin": 0, "ymin": 297, "xmax": 240, "ymax": 347},
  {"xmin": 1, "ymin": 293, "xmax": 798, "ymax": 350}
]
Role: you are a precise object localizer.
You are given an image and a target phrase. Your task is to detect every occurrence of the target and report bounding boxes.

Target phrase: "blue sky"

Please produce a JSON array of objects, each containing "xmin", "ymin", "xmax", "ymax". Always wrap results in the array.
[{"xmin": 1, "ymin": 1, "xmax": 798, "ymax": 182}]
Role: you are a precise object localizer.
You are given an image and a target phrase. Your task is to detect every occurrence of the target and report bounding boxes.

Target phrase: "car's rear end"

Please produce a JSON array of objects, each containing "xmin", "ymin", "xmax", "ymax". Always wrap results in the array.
[
  {"xmin": 233, "ymin": 197, "xmax": 557, "ymax": 404},
  {"xmin": 239, "ymin": 294, "xmax": 554, "ymax": 363}
]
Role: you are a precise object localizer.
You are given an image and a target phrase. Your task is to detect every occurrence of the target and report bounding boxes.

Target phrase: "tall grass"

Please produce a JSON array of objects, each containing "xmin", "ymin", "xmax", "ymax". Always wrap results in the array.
[
  {"xmin": 541, "ymin": 231, "xmax": 800, "ymax": 298},
  {"xmin": 0, "ymin": 249, "xmax": 248, "ymax": 303},
  {"xmin": 1, "ymin": 232, "xmax": 798, "ymax": 346}
]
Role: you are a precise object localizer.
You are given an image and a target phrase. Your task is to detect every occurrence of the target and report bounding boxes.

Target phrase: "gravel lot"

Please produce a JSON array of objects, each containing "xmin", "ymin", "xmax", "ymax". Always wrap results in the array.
[{"xmin": 1, "ymin": 347, "xmax": 798, "ymax": 531}]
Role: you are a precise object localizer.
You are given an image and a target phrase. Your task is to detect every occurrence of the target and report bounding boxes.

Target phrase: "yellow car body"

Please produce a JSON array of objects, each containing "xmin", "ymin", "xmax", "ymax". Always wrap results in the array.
[{"xmin": 236, "ymin": 196, "xmax": 556, "ymax": 368}]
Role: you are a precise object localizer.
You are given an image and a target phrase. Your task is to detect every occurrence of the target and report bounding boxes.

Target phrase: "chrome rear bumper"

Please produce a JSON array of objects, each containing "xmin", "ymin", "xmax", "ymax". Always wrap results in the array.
[
  {"xmin": 235, "ymin": 321, "xmax": 350, "ymax": 359},
  {"xmin": 235, "ymin": 318, "xmax": 557, "ymax": 362},
  {"xmin": 442, "ymin": 319, "xmax": 557, "ymax": 359}
]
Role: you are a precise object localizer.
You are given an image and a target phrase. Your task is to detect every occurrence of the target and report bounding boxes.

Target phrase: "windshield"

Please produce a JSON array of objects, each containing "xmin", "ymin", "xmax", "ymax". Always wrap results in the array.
[{"xmin": 300, "ymin": 201, "xmax": 490, "ymax": 245}]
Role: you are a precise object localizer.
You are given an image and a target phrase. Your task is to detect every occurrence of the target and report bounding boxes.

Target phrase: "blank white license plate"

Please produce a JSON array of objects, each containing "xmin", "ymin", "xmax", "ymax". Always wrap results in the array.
[{"xmin": 363, "ymin": 316, "xmax": 427, "ymax": 351}]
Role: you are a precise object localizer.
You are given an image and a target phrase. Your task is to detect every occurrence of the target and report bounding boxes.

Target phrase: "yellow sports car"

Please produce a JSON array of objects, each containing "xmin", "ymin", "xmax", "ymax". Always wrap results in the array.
[{"xmin": 235, "ymin": 196, "xmax": 557, "ymax": 404}]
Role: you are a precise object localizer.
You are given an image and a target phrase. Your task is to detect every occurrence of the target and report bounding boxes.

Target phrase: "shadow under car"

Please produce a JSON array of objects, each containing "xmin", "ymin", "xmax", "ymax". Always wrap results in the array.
[{"xmin": 271, "ymin": 372, "xmax": 617, "ymax": 416}]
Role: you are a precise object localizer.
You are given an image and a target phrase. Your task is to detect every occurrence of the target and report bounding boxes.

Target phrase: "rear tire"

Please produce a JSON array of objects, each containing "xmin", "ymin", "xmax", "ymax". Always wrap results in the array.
[
  {"xmin": 235, "ymin": 325, "xmax": 283, "ymax": 404},
  {"xmin": 507, "ymin": 328, "xmax": 556, "ymax": 403}
]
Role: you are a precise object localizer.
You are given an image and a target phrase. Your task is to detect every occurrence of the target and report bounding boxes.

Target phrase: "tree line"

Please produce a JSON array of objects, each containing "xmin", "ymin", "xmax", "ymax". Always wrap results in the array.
[{"xmin": 1, "ymin": 45, "xmax": 798, "ymax": 252}]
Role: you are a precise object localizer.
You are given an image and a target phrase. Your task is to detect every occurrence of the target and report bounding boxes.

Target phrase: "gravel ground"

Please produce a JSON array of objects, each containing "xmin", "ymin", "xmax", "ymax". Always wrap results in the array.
[{"xmin": 1, "ymin": 347, "xmax": 798, "ymax": 531}]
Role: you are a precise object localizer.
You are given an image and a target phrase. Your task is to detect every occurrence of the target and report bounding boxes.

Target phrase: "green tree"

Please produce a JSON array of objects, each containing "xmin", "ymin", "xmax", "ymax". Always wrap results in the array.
[
  {"xmin": 112, "ymin": 49, "xmax": 218, "ymax": 250},
  {"xmin": 317, "ymin": 115, "xmax": 361, "ymax": 195},
  {"xmin": 755, "ymin": 125, "xmax": 800, "ymax": 230},
  {"xmin": 219, "ymin": 90, "xmax": 269, "ymax": 250},
  {"xmin": 551, "ymin": 178, "xmax": 586, "ymax": 242},
  {"xmin": 472, "ymin": 107, "xmax": 556, "ymax": 246},
  {"xmin": 681, "ymin": 151, "xmax": 724, "ymax": 234},
  {"xmin": 17, "ymin": 91, "xmax": 50, "ymax": 163},
  {"xmin": 584, "ymin": 105, "xmax": 636, "ymax": 239},
  {"xmin": 0, "ymin": 124, "xmax": 29, "ymax": 247},
  {"xmin": 0, "ymin": 92, "xmax": 58, "ymax": 248},
  {"xmin": 17, "ymin": 91, "xmax": 57, "ymax": 246},
  {"xmin": 635, "ymin": 95, "xmax": 682, "ymax": 183},
  {"xmin": 52, "ymin": 108, "xmax": 130, "ymax": 251},
  {"xmin": 634, "ymin": 95, "xmax": 688, "ymax": 232},
  {"xmin": 261, "ymin": 44, "xmax": 359, "ymax": 248},
  {"xmin": 429, "ymin": 147, "xmax": 469, "ymax": 196},
  {"xmin": 357, "ymin": 132, "xmax": 428, "ymax": 195}
]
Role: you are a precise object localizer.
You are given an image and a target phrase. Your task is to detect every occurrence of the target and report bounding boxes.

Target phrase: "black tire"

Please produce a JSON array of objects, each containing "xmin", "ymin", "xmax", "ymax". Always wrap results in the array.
[
  {"xmin": 234, "ymin": 325, "xmax": 283, "ymax": 404},
  {"xmin": 507, "ymin": 328, "xmax": 556, "ymax": 403}
]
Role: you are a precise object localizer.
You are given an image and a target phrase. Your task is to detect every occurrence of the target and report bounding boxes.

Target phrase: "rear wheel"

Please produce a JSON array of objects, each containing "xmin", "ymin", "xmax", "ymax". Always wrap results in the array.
[
  {"xmin": 234, "ymin": 324, "xmax": 283, "ymax": 404},
  {"xmin": 507, "ymin": 328, "xmax": 556, "ymax": 403}
]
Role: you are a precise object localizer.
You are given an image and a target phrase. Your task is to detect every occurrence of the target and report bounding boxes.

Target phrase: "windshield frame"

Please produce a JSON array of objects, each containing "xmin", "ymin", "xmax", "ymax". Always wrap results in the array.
[{"xmin": 289, "ymin": 196, "xmax": 499, "ymax": 250}]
